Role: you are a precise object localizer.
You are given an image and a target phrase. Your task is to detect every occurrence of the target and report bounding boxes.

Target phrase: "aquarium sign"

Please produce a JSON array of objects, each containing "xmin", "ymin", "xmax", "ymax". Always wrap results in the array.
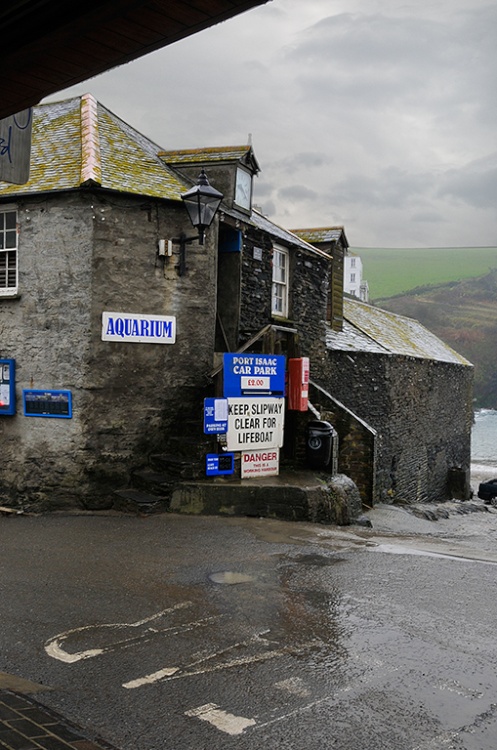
[
  {"xmin": 102, "ymin": 312, "xmax": 176, "ymax": 344},
  {"xmin": 23, "ymin": 389, "xmax": 72, "ymax": 419}
]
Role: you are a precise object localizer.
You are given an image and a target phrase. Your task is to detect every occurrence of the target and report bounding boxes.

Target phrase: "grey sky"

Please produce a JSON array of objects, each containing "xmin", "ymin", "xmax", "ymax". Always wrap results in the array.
[{"xmin": 45, "ymin": 0, "xmax": 497, "ymax": 247}]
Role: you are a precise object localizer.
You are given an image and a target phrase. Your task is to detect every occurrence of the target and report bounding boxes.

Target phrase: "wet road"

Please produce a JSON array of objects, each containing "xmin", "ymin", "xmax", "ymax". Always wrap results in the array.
[{"xmin": 1, "ymin": 504, "xmax": 497, "ymax": 749}]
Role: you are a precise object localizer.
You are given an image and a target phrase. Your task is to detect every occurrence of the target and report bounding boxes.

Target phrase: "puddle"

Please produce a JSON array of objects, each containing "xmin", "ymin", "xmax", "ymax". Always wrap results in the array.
[
  {"xmin": 286, "ymin": 553, "xmax": 342, "ymax": 567},
  {"xmin": 370, "ymin": 543, "xmax": 497, "ymax": 565},
  {"xmin": 209, "ymin": 572, "xmax": 256, "ymax": 585}
]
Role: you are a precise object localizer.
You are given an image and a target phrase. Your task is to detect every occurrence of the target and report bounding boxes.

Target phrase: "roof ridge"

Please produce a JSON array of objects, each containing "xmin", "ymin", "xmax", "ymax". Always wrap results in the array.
[
  {"xmin": 292, "ymin": 226, "xmax": 345, "ymax": 233},
  {"xmin": 80, "ymin": 93, "xmax": 101, "ymax": 186},
  {"xmin": 159, "ymin": 144, "xmax": 250, "ymax": 156}
]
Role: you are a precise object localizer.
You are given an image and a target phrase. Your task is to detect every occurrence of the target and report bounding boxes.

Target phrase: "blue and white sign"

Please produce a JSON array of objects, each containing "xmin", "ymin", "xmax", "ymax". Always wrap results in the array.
[
  {"xmin": 204, "ymin": 398, "xmax": 228, "ymax": 434},
  {"xmin": 23, "ymin": 389, "xmax": 72, "ymax": 419},
  {"xmin": 0, "ymin": 359, "xmax": 15, "ymax": 416},
  {"xmin": 223, "ymin": 353, "xmax": 286, "ymax": 397},
  {"xmin": 206, "ymin": 453, "xmax": 235, "ymax": 476},
  {"xmin": 102, "ymin": 312, "xmax": 176, "ymax": 344}
]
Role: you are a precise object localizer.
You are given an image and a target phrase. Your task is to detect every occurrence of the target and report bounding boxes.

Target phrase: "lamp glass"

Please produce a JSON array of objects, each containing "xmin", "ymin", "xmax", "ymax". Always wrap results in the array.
[{"xmin": 181, "ymin": 170, "xmax": 223, "ymax": 242}]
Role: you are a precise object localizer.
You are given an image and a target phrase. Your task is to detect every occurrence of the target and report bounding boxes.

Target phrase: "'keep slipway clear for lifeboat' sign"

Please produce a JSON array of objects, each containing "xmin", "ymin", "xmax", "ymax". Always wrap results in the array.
[
  {"xmin": 102, "ymin": 312, "xmax": 176, "ymax": 344},
  {"xmin": 226, "ymin": 397, "xmax": 284, "ymax": 451}
]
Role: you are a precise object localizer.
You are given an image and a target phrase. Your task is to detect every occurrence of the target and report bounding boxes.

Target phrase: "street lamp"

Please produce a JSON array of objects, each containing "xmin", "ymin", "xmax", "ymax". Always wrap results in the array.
[
  {"xmin": 181, "ymin": 168, "xmax": 224, "ymax": 245},
  {"xmin": 173, "ymin": 169, "xmax": 223, "ymax": 276}
]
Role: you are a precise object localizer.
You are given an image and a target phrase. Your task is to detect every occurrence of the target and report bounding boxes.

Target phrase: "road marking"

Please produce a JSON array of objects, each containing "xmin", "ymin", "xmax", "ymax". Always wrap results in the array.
[
  {"xmin": 123, "ymin": 666, "xmax": 180, "ymax": 688},
  {"xmin": 45, "ymin": 602, "xmax": 194, "ymax": 663},
  {"xmin": 122, "ymin": 634, "xmax": 315, "ymax": 688},
  {"xmin": 275, "ymin": 677, "xmax": 311, "ymax": 697},
  {"xmin": 411, "ymin": 731, "xmax": 460, "ymax": 749},
  {"xmin": 185, "ymin": 703, "xmax": 256, "ymax": 735}
]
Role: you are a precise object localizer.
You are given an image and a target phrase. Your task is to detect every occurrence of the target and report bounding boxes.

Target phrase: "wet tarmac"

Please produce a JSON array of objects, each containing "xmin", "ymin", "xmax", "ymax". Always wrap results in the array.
[{"xmin": 2, "ymin": 497, "xmax": 497, "ymax": 749}]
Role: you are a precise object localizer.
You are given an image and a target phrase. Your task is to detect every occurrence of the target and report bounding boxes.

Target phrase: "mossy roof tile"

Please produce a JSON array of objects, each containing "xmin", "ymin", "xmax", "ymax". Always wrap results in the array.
[
  {"xmin": 0, "ymin": 94, "xmax": 188, "ymax": 201},
  {"xmin": 160, "ymin": 145, "xmax": 260, "ymax": 174},
  {"xmin": 292, "ymin": 226, "xmax": 347, "ymax": 245},
  {"xmin": 327, "ymin": 298, "xmax": 472, "ymax": 366}
]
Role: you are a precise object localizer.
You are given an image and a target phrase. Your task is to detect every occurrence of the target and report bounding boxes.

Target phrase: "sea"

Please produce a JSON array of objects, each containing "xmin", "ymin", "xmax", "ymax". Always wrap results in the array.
[{"xmin": 472, "ymin": 409, "xmax": 497, "ymax": 474}]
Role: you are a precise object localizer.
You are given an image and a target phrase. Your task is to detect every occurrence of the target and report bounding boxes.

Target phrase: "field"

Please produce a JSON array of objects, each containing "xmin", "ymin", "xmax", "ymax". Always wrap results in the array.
[
  {"xmin": 354, "ymin": 246, "xmax": 497, "ymax": 300},
  {"xmin": 377, "ymin": 269, "xmax": 497, "ymax": 408}
]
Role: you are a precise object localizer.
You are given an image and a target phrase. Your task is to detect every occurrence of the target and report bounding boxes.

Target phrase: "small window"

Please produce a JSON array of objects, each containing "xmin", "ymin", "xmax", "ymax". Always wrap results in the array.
[
  {"xmin": 0, "ymin": 208, "xmax": 18, "ymax": 296},
  {"xmin": 272, "ymin": 246, "xmax": 289, "ymax": 317},
  {"xmin": 350, "ymin": 258, "xmax": 356, "ymax": 268},
  {"xmin": 350, "ymin": 273, "xmax": 356, "ymax": 283}
]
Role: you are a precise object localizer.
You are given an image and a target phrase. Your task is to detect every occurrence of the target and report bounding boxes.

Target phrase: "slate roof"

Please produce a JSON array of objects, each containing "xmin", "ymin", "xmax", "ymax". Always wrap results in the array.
[
  {"xmin": 160, "ymin": 145, "xmax": 260, "ymax": 173},
  {"xmin": 250, "ymin": 210, "xmax": 332, "ymax": 259},
  {"xmin": 292, "ymin": 226, "xmax": 349, "ymax": 247},
  {"xmin": 0, "ymin": 94, "xmax": 188, "ymax": 201},
  {"xmin": 327, "ymin": 298, "xmax": 472, "ymax": 366}
]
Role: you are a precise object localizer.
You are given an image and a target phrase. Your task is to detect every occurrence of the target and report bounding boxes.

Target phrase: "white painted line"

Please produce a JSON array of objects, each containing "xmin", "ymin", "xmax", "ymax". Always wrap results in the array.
[
  {"xmin": 44, "ymin": 601, "xmax": 193, "ymax": 663},
  {"xmin": 45, "ymin": 643, "xmax": 105, "ymax": 664},
  {"xmin": 185, "ymin": 703, "xmax": 256, "ymax": 736},
  {"xmin": 123, "ymin": 667, "xmax": 179, "ymax": 689},
  {"xmin": 122, "ymin": 635, "xmax": 314, "ymax": 688},
  {"xmin": 275, "ymin": 677, "xmax": 311, "ymax": 697}
]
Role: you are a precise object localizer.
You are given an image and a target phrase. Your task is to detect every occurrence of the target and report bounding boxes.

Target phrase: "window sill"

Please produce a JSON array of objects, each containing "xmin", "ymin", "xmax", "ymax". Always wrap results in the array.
[{"xmin": 0, "ymin": 292, "xmax": 21, "ymax": 300}]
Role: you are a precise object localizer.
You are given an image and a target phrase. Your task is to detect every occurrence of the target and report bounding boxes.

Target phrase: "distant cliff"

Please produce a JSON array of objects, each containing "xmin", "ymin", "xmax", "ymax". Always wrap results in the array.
[{"xmin": 376, "ymin": 270, "xmax": 497, "ymax": 408}]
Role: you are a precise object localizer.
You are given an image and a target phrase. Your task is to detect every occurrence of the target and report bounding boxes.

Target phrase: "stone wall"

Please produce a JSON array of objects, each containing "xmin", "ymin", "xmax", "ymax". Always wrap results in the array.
[
  {"xmin": 0, "ymin": 195, "xmax": 94, "ymax": 506},
  {"xmin": 239, "ymin": 225, "xmax": 330, "ymax": 365},
  {"xmin": 0, "ymin": 191, "xmax": 219, "ymax": 508},
  {"xmin": 289, "ymin": 383, "xmax": 377, "ymax": 507},
  {"xmin": 322, "ymin": 350, "xmax": 473, "ymax": 503},
  {"xmin": 239, "ymin": 224, "xmax": 273, "ymax": 340}
]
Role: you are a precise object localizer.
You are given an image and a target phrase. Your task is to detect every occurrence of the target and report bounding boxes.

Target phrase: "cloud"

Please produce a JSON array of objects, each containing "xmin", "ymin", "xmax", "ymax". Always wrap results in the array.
[
  {"xmin": 439, "ymin": 155, "xmax": 497, "ymax": 209},
  {"xmin": 278, "ymin": 184, "xmax": 319, "ymax": 202},
  {"xmin": 43, "ymin": 0, "xmax": 497, "ymax": 247}
]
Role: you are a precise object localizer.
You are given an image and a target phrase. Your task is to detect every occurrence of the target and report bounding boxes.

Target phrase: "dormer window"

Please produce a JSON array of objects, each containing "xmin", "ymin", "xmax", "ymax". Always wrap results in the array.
[{"xmin": 234, "ymin": 167, "xmax": 252, "ymax": 211}]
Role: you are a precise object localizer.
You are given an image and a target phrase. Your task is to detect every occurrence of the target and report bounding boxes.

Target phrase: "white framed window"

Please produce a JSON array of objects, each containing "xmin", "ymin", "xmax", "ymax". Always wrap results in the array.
[
  {"xmin": 350, "ymin": 258, "xmax": 356, "ymax": 268},
  {"xmin": 350, "ymin": 273, "xmax": 356, "ymax": 283},
  {"xmin": 272, "ymin": 245, "xmax": 289, "ymax": 317},
  {"xmin": 0, "ymin": 207, "xmax": 18, "ymax": 297}
]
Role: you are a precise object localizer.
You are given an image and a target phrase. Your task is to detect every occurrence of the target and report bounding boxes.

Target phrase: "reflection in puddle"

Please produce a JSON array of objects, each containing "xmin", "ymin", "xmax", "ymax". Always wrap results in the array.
[
  {"xmin": 209, "ymin": 572, "xmax": 256, "ymax": 584},
  {"xmin": 284, "ymin": 553, "xmax": 343, "ymax": 567},
  {"xmin": 371, "ymin": 543, "xmax": 497, "ymax": 565}
]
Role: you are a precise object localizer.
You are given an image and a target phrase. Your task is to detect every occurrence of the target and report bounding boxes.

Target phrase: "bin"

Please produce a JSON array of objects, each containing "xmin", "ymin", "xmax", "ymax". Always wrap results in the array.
[{"xmin": 306, "ymin": 420, "xmax": 334, "ymax": 470}]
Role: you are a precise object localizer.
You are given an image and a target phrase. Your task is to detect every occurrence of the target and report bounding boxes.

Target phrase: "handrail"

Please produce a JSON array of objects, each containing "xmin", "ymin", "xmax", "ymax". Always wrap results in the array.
[{"xmin": 209, "ymin": 324, "xmax": 298, "ymax": 378}]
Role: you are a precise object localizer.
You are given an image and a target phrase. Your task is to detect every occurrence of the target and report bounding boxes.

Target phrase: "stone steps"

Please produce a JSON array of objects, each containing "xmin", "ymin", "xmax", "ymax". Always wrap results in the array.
[
  {"xmin": 113, "ymin": 488, "xmax": 166, "ymax": 514},
  {"xmin": 113, "ymin": 452, "xmax": 207, "ymax": 514}
]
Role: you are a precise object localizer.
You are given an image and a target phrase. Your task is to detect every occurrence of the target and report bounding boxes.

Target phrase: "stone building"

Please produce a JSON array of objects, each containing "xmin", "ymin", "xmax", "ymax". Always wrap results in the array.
[
  {"xmin": 0, "ymin": 94, "xmax": 473, "ymax": 512},
  {"xmin": 0, "ymin": 94, "xmax": 334, "ymax": 510},
  {"xmin": 319, "ymin": 299, "xmax": 473, "ymax": 504}
]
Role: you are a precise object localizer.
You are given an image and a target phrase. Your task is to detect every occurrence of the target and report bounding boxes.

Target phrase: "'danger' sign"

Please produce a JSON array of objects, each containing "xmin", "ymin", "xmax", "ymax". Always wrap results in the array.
[
  {"xmin": 241, "ymin": 449, "xmax": 279, "ymax": 479},
  {"xmin": 226, "ymin": 397, "xmax": 284, "ymax": 450}
]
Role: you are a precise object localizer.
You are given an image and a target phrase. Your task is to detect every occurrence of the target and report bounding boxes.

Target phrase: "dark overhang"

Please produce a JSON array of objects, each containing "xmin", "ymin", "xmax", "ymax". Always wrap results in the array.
[{"xmin": 0, "ymin": 0, "xmax": 270, "ymax": 120}]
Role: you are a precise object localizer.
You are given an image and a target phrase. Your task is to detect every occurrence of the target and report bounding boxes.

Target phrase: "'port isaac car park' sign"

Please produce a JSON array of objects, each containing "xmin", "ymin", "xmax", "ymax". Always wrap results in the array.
[{"xmin": 223, "ymin": 353, "xmax": 285, "ymax": 397}]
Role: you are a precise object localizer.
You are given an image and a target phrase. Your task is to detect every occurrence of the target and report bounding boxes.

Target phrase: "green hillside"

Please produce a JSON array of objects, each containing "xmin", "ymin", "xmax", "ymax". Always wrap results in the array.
[
  {"xmin": 353, "ymin": 246, "xmax": 497, "ymax": 300},
  {"xmin": 377, "ymin": 270, "xmax": 497, "ymax": 408}
]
